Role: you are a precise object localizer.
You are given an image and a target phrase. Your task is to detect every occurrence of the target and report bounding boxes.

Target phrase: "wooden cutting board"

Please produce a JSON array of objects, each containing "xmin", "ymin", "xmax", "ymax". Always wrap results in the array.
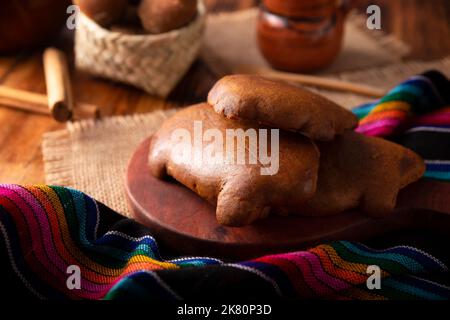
[{"xmin": 125, "ymin": 137, "xmax": 450, "ymax": 260}]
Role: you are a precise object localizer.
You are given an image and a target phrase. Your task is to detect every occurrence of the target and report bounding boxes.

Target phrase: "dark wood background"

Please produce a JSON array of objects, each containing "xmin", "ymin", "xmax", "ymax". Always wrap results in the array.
[{"xmin": 0, "ymin": 0, "xmax": 449, "ymax": 184}]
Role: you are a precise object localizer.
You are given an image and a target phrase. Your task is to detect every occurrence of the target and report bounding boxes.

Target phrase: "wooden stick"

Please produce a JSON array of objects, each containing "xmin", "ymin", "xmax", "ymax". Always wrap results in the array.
[
  {"xmin": 43, "ymin": 48, "xmax": 74, "ymax": 122},
  {"xmin": 0, "ymin": 85, "xmax": 99, "ymax": 120},
  {"xmin": 0, "ymin": 86, "xmax": 48, "ymax": 111},
  {"xmin": 0, "ymin": 96, "xmax": 49, "ymax": 115},
  {"xmin": 236, "ymin": 65, "xmax": 386, "ymax": 98}
]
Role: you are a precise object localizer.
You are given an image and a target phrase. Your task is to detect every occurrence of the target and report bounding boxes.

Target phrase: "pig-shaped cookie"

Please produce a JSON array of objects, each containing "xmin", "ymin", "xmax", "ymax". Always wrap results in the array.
[{"xmin": 148, "ymin": 103, "xmax": 320, "ymax": 226}]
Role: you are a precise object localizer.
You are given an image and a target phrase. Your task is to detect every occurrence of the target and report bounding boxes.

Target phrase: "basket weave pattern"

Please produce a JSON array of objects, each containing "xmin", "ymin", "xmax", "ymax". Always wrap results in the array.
[{"xmin": 75, "ymin": 1, "xmax": 206, "ymax": 97}]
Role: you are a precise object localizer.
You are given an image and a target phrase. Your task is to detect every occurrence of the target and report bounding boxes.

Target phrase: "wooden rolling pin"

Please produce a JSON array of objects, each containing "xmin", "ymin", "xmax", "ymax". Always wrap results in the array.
[
  {"xmin": 0, "ymin": 85, "xmax": 99, "ymax": 120},
  {"xmin": 236, "ymin": 65, "xmax": 386, "ymax": 98},
  {"xmin": 43, "ymin": 48, "xmax": 75, "ymax": 122}
]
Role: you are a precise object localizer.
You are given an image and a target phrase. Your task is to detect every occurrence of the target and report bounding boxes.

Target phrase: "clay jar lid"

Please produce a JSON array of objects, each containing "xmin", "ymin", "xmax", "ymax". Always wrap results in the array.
[{"xmin": 263, "ymin": 0, "xmax": 338, "ymax": 18}]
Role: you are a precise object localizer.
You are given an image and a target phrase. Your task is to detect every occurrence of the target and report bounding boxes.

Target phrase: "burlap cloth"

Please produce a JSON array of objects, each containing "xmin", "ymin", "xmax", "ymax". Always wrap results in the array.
[{"xmin": 42, "ymin": 9, "xmax": 450, "ymax": 218}]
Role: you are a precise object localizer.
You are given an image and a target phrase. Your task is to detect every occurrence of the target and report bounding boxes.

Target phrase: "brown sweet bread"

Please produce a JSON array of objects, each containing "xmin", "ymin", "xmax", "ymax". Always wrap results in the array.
[
  {"xmin": 300, "ymin": 131, "xmax": 425, "ymax": 218},
  {"xmin": 148, "ymin": 103, "xmax": 320, "ymax": 227},
  {"xmin": 208, "ymin": 75, "xmax": 358, "ymax": 141},
  {"xmin": 74, "ymin": 0, "xmax": 127, "ymax": 27},
  {"xmin": 138, "ymin": 0, "xmax": 197, "ymax": 34}
]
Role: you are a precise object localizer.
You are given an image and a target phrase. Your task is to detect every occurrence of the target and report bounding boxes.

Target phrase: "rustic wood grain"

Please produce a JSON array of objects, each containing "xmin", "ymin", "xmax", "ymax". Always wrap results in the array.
[{"xmin": 0, "ymin": 0, "xmax": 449, "ymax": 185}]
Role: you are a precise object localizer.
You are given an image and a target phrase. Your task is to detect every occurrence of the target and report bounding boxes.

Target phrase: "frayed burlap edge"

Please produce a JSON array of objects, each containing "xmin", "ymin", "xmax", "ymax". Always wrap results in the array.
[{"xmin": 42, "ymin": 130, "xmax": 74, "ymax": 187}]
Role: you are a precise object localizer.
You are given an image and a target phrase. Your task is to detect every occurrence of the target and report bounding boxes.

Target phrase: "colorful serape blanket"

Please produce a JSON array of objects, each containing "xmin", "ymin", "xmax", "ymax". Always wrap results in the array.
[
  {"xmin": 354, "ymin": 70, "xmax": 450, "ymax": 181},
  {"xmin": 1, "ymin": 184, "xmax": 450, "ymax": 300}
]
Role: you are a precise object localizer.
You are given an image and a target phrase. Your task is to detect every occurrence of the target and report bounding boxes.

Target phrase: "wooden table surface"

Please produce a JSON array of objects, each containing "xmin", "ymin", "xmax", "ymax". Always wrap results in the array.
[{"xmin": 0, "ymin": 0, "xmax": 449, "ymax": 185}]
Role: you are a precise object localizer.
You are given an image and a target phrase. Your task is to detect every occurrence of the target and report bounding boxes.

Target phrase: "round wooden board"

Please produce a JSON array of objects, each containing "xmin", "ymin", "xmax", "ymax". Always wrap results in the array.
[{"xmin": 125, "ymin": 137, "xmax": 450, "ymax": 260}]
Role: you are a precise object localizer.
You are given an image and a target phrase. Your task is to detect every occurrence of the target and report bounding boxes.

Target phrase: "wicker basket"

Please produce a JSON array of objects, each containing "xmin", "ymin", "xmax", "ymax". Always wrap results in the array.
[{"xmin": 75, "ymin": 1, "xmax": 206, "ymax": 98}]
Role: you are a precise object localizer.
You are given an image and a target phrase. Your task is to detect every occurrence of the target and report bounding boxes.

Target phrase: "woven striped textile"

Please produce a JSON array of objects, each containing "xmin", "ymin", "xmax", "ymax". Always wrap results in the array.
[
  {"xmin": 354, "ymin": 70, "xmax": 450, "ymax": 180},
  {"xmin": 1, "ymin": 184, "xmax": 449, "ymax": 300}
]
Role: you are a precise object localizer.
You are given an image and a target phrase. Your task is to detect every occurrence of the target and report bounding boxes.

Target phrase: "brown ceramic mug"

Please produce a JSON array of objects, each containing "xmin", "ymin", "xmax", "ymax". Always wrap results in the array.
[{"xmin": 257, "ymin": 0, "xmax": 352, "ymax": 72}]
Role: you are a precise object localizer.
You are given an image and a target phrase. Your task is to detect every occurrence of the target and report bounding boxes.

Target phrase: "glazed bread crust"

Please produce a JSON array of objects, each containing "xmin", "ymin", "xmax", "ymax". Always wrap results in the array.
[
  {"xmin": 300, "ymin": 131, "xmax": 426, "ymax": 218},
  {"xmin": 208, "ymin": 75, "xmax": 358, "ymax": 141}
]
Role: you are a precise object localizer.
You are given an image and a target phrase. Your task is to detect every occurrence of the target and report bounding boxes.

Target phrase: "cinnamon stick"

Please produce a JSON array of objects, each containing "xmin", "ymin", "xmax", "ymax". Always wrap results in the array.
[
  {"xmin": 43, "ymin": 48, "xmax": 74, "ymax": 122},
  {"xmin": 0, "ymin": 85, "xmax": 99, "ymax": 120}
]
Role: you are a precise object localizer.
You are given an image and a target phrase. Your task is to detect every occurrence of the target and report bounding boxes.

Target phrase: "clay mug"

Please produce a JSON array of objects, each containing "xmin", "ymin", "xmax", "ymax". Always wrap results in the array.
[{"xmin": 257, "ymin": 0, "xmax": 353, "ymax": 72}]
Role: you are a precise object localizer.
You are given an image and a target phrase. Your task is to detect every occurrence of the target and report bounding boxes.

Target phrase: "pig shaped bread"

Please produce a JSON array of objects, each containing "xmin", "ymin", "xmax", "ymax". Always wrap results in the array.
[
  {"xmin": 148, "ymin": 103, "xmax": 320, "ymax": 226},
  {"xmin": 148, "ymin": 76, "xmax": 425, "ymax": 227}
]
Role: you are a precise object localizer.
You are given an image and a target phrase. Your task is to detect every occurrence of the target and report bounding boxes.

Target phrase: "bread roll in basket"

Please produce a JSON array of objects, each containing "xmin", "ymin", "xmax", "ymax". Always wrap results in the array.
[{"xmin": 75, "ymin": 0, "xmax": 206, "ymax": 97}]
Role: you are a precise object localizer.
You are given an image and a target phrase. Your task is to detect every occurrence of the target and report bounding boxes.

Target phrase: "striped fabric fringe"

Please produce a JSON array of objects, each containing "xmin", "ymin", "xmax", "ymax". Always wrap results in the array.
[
  {"xmin": 354, "ymin": 70, "xmax": 450, "ymax": 181},
  {"xmin": 1, "ymin": 185, "xmax": 449, "ymax": 300}
]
